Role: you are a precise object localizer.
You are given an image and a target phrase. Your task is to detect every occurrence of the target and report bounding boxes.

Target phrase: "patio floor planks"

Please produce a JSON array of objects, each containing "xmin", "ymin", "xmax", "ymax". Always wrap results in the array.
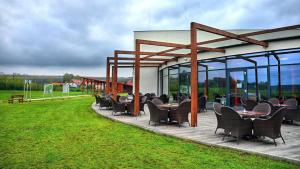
[{"xmin": 92, "ymin": 103, "xmax": 300, "ymax": 164}]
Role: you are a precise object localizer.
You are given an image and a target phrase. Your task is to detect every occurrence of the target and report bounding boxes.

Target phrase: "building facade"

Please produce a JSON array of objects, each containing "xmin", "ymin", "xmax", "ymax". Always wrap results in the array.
[{"xmin": 134, "ymin": 28, "xmax": 300, "ymax": 106}]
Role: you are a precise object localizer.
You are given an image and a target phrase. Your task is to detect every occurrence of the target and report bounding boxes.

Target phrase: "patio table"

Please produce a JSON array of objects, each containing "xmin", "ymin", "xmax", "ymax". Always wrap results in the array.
[
  {"xmin": 237, "ymin": 110, "xmax": 266, "ymax": 118},
  {"xmin": 158, "ymin": 103, "xmax": 179, "ymax": 123},
  {"xmin": 158, "ymin": 103, "xmax": 179, "ymax": 110}
]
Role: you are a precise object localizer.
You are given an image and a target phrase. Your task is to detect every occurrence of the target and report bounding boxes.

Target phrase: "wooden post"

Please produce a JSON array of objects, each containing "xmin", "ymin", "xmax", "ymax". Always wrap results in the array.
[
  {"xmin": 105, "ymin": 58, "xmax": 110, "ymax": 95},
  {"xmin": 134, "ymin": 40, "xmax": 140, "ymax": 116},
  {"xmin": 86, "ymin": 79, "xmax": 88, "ymax": 94},
  {"xmin": 190, "ymin": 23, "xmax": 198, "ymax": 127},
  {"xmin": 112, "ymin": 51, "xmax": 118, "ymax": 100}
]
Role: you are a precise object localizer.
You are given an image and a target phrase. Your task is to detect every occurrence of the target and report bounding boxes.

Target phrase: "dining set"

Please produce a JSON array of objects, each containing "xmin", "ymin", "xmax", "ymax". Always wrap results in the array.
[{"xmin": 213, "ymin": 97, "xmax": 299, "ymax": 146}]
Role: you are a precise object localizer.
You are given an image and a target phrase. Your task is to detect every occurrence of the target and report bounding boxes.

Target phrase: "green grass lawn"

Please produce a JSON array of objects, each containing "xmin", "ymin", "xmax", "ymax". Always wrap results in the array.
[
  {"xmin": 0, "ymin": 90, "xmax": 85, "ymax": 101},
  {"xmin": 0, "ymin": 98, "xmax": 298, "ymax": 168}
]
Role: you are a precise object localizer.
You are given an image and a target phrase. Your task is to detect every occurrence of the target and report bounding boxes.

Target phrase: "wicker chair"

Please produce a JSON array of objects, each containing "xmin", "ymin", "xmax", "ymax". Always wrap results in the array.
[
  {"xmin": 147, "ymin": 101, "xmax": 169, "ymax": 125},
  {"xmin": 221, "ymin": 106, "xmax": 253, "ymax": 144},
  {"xmin": 252, "ymin": 103, "xmax": 271, "ymax": 115},
  {"xmin": 152, "ymin": 98, "xmax": 163, "ymax": 105},
  {"xmin": 95, "ymin": 95, "xmax": 101, "ymax": 105},
  {"xmin": 111, "ymin": 99, "xmax": 126, "ymax": 115},
  {"xmin": 284, "ymin": 98, "xmax": 299, "ymax": 123},
  {"xmin": 198, "ymin": 96, "xmax": 207, "ymax": 112},
  {"xmin": 241, "ymin": 99, "xmax": 257, "ymax": 111},
  {"xmin": 127, "ymin": 100, "xmax": 135, "ymax": 116},
  {"xmin": 119, "ymin": 96, "xmax": 128, "ymax": 103},
  {"xmin": 213, "ymin": 102, "xmax": 224, "ymax": 134},
  {"xmin": 159, "ymin": 94, "xmax": 169, "ymax": 104},
  {"xmin": 284, "ymin": 98, "xmax": 298, "ymax": 108},
  {"xmin": 259, "ymin": 100, "xmax": 278, "ymax": 118},
  {"xmin": 178, "ymin": 95, "xmax": 189, "ymax": 103},
  {"xmin": 253, "ymin": 107, "xmax": 287, "ymax": 146},
  {"xmin": 140, "ymin": 96, "xmax": 148, "ymax": 114},
  {"xmin": 99, "ymin": 97, "xmax": 112, "ymax": 109},
  {"xmin": 285, "ymin": 107, "xmax": 300, "ymax": 124},
  {"xmin": 268, "ymin": 98, "xmax": 280, "ymax": 105},
  {"xmin": 170, "ymin": 101, "xmax": 191, "ymax": 127}
]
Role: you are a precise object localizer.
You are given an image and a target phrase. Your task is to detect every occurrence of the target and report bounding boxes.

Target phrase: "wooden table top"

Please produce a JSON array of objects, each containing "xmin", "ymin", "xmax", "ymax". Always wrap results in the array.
[
  {"xmin": 158, "ymin": 103, "xmax": 179, "ymax": 109},
  {"xmin": 238, "ymin": 111, "xmax": 266, "ymax": 118}
]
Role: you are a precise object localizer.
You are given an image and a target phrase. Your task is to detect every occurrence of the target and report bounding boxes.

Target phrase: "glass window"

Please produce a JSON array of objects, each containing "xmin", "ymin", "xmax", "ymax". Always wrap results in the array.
[
  {"xmin": 281, "ymin": 65, "xmax": 300, "ymax": 97},
  {"xmin": 270, "ymin": 66, "xmax": 279, "ymax": 97},
  {"xmin": 208, "ymin": 70, "xmax": 226, "ymax": 101},
  {"xmin": 247, "ymin": 68, "xmax": 268, "ymax": 99},
  {"xmin": 198, "ymin": 71, "xmax": 206, "ymax": 96},
  {"xmin": 227, "ymin": 58, "xmax": 253, "ymax": 68},
  {"xmin": 179, "ymin": 65, "xmax": 191, "ymax": 95},
  {"xmin": 278, "ymin": 53, "xmax": 300, "ymax": 64},
  {"xmin": 169, "ymin": 74, "xmax": 179, "ymax": 100},
  {"xmin": 249, "ymin": 56, "xmax": 268, "ymax": 66}
]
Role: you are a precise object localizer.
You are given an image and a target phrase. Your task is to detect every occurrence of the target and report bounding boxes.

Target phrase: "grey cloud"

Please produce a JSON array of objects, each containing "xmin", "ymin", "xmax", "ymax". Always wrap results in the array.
[{"xmin": 0, "ymin": 0, "xmax": 300, "ymax": 73}]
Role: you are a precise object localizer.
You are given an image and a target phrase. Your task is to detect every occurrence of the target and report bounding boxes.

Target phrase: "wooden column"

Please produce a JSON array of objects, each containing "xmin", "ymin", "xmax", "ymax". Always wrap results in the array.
[
  {"xmin": 134, "ymin": 40, "xmax": 140, "ymax": 116},
  {"xmin": 112, "ymin": 51, "xmax": 118, "ymax": 100},
  {"xmin": 105, "ymin": 58, "xmax": 110, "ymax": 95},
  {"xmin": 86, "ymin": 79, "xmax": 88, "ymax": 94},
  {"xmin": 190, "ymin": 23, "xmax": 198, "ymax": 127}
]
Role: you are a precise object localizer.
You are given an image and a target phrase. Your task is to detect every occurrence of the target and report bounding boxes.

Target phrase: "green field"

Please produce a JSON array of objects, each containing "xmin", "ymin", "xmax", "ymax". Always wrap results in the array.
[
  {"xmin": 0, "ymin": 97, "xmax": 298, "ymax": 168},
  {"xmin": 0, "ymin": 90, "xmax": 85, "ymax": 101}
]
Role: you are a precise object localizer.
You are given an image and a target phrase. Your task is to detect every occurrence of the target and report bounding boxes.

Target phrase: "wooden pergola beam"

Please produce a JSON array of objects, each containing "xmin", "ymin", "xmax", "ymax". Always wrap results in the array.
[
  {"xmin": 108, "ymin": 56, "xmax": 175, "ymax": 62},
  {"xmin": 109, "ymin": 62, "xmax": 162, "ymax": 65},
  {"xmin": 197, "ymin": 47, "xmax": 225, "ymax": 53},
  {"xmin": 197, "ymin": 24, "xmax": 300, "ymax": 46},
  {"xmin": 191, "ymin": 22, "xmax": 268, "ymax": 47},
  {"xmin": 115, "ymin": 50, "xmax": 187, "ymax": 57}
]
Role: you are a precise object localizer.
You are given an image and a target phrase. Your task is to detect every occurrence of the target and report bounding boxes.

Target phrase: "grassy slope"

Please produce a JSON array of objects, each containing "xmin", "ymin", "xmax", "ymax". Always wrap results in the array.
[
  {"xmin": 0, "ymin": 98, "xmax": 298, "ymax": 169},
  {"xmin": 0, "ymin": 90, "xmax": 84, "ymax": 101}
]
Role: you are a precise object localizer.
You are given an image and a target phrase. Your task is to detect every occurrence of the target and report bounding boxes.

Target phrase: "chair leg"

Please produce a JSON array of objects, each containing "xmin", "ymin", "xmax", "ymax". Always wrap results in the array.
[
  {"xmin": 148, "ymin": 121, "xmax": 151, "ymax": 125},
  {"xmin": 222, "ymin": 135, "xmax": 226, "ymax": 141},
  {"xmin": 236, "ymin": 137, "xmax": 239, "ymax": 145},
  {"xmin": 280, "ymin": 135, "xmax": 285, "ymax": 144},
  {"xmin": 214, "ymin": 128, "xmax": 218, "ymax": 134},
  {"xmin": 273, "ymin": 139, "xmax": 277, "ymax": 146}
]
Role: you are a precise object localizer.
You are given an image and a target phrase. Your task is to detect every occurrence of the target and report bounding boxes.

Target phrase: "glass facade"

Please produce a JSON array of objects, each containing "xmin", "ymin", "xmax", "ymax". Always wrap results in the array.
[{"xmin": 160, "ymin": 48, "xmax": 300, "ymax": 105}]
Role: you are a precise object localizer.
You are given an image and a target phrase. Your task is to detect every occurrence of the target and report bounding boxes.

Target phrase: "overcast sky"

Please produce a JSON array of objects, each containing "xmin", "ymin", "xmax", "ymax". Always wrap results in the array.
[{"xmin": 0, "ymin": 0, "xmax": 299, "ymax": 77}]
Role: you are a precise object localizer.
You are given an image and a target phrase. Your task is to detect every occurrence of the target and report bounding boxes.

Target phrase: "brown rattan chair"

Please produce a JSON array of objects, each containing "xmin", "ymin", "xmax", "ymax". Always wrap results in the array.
[
  {"xmin": 159, "ymin": 94, "xmax": 169, "ymax": 104},
  {"xmin": 241, "ymin": 99, "xmax": 257, "ymax": 111},
  {"xmin": 252, "ymin": 103, "xmax": 271, "ymax": 115},
  {"xmin": 95, "ymin": 95, "xmax": 101, "ymax": 105},
  {"xmin": 213, "ymin": 102, "xmax": 224, "ymax": 134},
  {"xmin": 268, "ymin": 98, "xmax": 280, "ymax": 105},
  {"xmin": 253, "ymin": 107, "xmax": 287, "ymax": 146},
  {"xmin": 119, "ymin": 96, "xmax": 128, "ymax": 103},
  {"xmin": 140, "ymin": 96, "xmax": 148, "ymax": 114},
  {"xmin": 152, "ymin": 98, "xmax": 163, "ymax": 105},
  {"xmin": 198, "ymin": 96, "xmax": 207, "ymax": 112},
  {"xmin": 284, "ymin": 98, "xmax": 298, "ymax": 108},
  {"xmin": 147, "ymin": 101, "xmax": 169, "ymax": 125},
  {"xmin": 221, "ymin": 106, "xmax": 253, "ymax": 144},
  {"xmin": 111, "ymin": 99, "xmax": 126, "ymax": 115},
  {"xmin": 259, "ymin": 100, "xmax": 278, "ymax": 118},
  {"xmin": 99, "ymin": 97, "xmax": 112, "ymax": 109},
  {"xmin": 169, "ymin": 100, "xmax": 191, "ymax": 127}
]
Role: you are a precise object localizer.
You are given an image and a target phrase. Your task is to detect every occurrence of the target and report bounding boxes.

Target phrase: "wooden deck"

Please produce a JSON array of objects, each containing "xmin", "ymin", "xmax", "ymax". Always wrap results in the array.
[{"xmin": 92, "ymin": 103, "xmax": 300, "ymax": 164}]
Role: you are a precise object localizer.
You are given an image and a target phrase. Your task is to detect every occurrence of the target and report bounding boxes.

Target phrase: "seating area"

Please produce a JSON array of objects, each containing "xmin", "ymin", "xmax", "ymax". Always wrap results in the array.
[{"xmin": 95, "ymin": 93, "xmax": 299, "ymax": 146}]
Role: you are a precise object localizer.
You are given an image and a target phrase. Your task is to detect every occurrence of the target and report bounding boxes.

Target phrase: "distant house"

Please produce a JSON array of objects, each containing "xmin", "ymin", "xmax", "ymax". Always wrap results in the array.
[{"xmin": 69, "ymin": 79, "xmax": 82, "ymax": 88}]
